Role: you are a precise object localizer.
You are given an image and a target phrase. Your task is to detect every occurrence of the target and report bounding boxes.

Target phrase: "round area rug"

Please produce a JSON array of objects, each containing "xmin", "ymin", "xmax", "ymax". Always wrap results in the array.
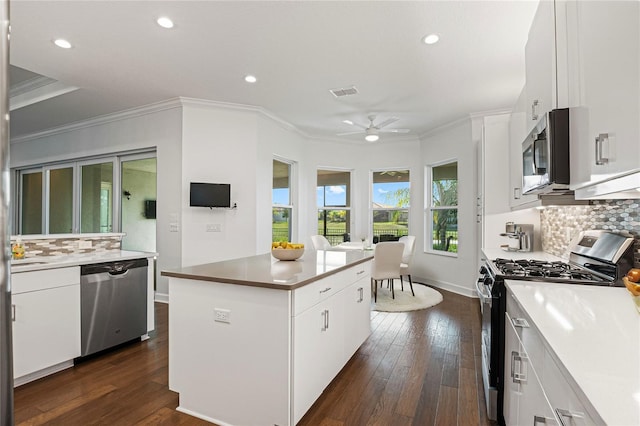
[{"xmin": 373, "ymin": 283, "xmax": 443, "ymax": 312}]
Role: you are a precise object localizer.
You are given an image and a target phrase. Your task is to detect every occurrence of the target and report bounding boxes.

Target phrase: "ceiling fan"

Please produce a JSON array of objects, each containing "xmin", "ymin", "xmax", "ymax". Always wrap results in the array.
[{"xmin": 337, "ymin": 115, "xmax": 410, "ymax": 142}]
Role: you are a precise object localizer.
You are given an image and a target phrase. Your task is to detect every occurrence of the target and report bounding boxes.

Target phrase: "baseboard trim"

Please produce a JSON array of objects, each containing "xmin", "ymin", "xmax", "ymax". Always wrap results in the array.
[{"xmin": 413, "ymin": 276, "xmax": 477, "ymax": 298}]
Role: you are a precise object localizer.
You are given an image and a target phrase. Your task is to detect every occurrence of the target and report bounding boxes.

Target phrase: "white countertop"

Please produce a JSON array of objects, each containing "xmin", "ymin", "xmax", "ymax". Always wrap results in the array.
[
  {"xmin": 11, "ymin": 250, "xmax": 157, "ymax": 273},
  {"xmin": 506, "ymin": 280, "xmax": 640, "ymax": 426},
  {"xmin": 482, "ymin": 248, "xmax": 565, "ymax": 262}
]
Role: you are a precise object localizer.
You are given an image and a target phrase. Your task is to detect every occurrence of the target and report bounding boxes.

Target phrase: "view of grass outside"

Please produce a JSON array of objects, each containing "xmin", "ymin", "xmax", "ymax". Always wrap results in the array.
[
  {"xmin": 372, "ymin": 170, "xmax": 410, "ymax": 241},
  {"xmin": 317, "ymin": 170, "xmax": 351, "ymax": 245},
  {"xmin": 430, "ymin": 162, "xmax": 458, "ymax": 253}
]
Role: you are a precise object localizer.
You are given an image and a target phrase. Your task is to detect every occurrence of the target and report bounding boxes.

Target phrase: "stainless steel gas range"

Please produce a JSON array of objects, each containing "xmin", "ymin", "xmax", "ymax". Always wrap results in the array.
[{"xmin": 476, "ymin": 230, "xmax": 636, "ymax": 424}]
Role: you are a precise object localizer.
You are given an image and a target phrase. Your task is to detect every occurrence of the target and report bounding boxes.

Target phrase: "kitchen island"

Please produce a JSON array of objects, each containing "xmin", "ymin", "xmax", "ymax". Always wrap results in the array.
[{"xmin": 162, "ymin": 249, "xmax": 373, "ymax": 426}]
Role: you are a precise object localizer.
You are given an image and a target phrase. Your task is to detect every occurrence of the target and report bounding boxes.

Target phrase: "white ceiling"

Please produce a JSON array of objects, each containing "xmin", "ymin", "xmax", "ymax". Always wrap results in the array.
[{"xmin": 8, "ymin": 0, "xmax": 538, "ymax": 143}]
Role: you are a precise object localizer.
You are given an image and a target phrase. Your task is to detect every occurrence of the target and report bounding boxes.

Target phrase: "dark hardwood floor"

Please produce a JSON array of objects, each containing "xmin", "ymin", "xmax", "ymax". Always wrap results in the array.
[{"xmin": 15, "ymin": 285, "xmax": 493, "ymax": 425}]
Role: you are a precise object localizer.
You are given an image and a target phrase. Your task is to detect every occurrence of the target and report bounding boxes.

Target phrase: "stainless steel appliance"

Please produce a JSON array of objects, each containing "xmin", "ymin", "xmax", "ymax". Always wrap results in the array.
[
  {"xmin": 522, "ymin": 108, "xmax": 570, "ymax": 194},
  {"xmin": 477, "ymin": 230, "xmax": 636, "ymax": 423},
  {"xmin": 80, "ymin": 258, "xmax": 148, "ymax": 357},
  {"xmin": 500, "ymin": 223, "xmax": 533, "ymax": 252}
]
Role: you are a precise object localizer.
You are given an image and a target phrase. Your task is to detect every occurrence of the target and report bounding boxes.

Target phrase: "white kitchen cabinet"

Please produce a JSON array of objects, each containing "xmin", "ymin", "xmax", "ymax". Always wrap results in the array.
[
  {"xmin": 567, "ymin": 0, "xmax": 640, "ymax": 191},
  {"xmin": 480, "ymin": 114, "xmax": 511, "ymax": 216},
  {"xmin": 168, "ymin": 258, "xmax": 372, "ymax": 426},
  {"xmin": 293, "ymin": 290, "xmax": 345, "ymax": 423},
  {"xmin": 504, "ymin": 312, "xmax": 558, "ymax": 426},
  {"xmin": 504, "ymin": 286, "xmax": 601, "ymax": 426},
  {"xmin": 12, "ymin": 267, "xmax": 81, "ymax": 384},
  {"xmin": 525, "ymin": 0, "xmax": 559, "ymax": 132},
  {"xmin": 342, "ymin": 274, "xmax": 371, "ymax": 358}
]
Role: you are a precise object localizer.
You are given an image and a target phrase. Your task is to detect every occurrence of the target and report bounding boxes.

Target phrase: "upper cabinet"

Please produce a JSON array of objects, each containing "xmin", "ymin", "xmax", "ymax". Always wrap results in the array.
[
  {"xmin": 525, "ymin": 0, "xmax": 567, "ymax": 134},
  {"xmin": 566, "ymin": 0, "xmax": 640, "ymax": 192}
]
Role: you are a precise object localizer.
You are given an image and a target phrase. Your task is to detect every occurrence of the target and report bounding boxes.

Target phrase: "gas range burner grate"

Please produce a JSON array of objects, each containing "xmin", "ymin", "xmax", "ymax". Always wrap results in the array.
[{"xmin": 491, "ymin": 258, "xmax": 607, "ymax": 283}]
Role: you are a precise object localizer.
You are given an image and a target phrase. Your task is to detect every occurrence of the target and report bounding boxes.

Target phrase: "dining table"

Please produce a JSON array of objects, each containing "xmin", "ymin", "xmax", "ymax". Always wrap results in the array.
[{"xmin": 334, "ymin": 241, "xmax": 375, "ymax": 251}]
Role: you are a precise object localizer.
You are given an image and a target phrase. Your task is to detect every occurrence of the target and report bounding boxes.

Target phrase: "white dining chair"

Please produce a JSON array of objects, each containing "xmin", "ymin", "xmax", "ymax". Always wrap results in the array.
[
  {"xmin": 398, "ymin": 235, "xmax": 416, "ymax": 296},
  {"xmin": 311, "ymin": 235, "xmax": 332, "ymax": 250},
  {"xmin": 370, "ymin": 242, "xmax": 404, "ymax": 302}
]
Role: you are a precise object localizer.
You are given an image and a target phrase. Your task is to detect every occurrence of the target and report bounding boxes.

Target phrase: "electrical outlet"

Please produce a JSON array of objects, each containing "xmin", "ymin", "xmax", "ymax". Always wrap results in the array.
[
  {"xmin": 169, "ymin": 223, "xmax": 179, "ymax": 232},
  {"xmin": 78, "ymin": 240, "xmax": 92, "ymax": 249},
  {"xmin": 206, "ymin": 223, "xmax": 222, "ymax": 232},
  {"xmin": 214, "ymin": 308, "xmax": 231, "ymax": 323}
]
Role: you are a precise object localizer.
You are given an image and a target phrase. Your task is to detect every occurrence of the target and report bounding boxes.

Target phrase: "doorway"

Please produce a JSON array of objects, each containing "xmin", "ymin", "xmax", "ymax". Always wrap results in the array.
[{"xmin": 120, "ymin": 155, "xmax": 157, "ymax": 252}]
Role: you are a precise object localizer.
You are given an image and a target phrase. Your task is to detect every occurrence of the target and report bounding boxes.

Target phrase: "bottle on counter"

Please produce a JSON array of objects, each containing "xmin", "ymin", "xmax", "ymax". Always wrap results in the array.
[{"xmin": 11, "ymin": 238, "xmax": 25, "ymax": 260}]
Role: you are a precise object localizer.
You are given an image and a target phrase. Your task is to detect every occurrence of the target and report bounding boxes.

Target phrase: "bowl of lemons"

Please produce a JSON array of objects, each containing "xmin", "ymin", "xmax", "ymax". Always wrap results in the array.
[{"xmin": 271, "ymin": 242, "xmax": 305, "ymax": 261}]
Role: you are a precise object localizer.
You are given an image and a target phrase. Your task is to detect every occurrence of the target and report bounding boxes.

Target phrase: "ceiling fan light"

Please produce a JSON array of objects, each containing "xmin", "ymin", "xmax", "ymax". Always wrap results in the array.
[
  {"xmin": 365, "ymin": 134, "xmax": 379, "ymax": 142},
  {"xmin": 342, "ymin": 119, "xmax": 354, "ymax": 125}
]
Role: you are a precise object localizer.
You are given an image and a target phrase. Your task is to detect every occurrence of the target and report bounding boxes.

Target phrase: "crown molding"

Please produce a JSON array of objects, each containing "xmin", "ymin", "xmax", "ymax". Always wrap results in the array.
[{"xmin": 11, "ymin": 98, "xmax": 185, "ymax": 144}]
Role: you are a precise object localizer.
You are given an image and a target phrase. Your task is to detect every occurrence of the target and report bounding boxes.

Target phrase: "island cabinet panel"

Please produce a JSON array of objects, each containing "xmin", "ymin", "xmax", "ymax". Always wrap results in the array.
[
  {"xmin": 169, "ymin": 278, "xmax": 292, "ymax": 426},
  {"xmin": 12, "ymin": 267, "xmax": 81, "ymax": 383},
  {"xmin": 168, "ymin": 258, "xmax": 372, "ymax": 426}
]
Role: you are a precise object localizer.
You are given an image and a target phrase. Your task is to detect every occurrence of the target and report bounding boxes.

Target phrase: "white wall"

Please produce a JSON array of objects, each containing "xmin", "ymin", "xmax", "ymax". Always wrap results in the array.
[
  {"xmin": 304, "ymin": 138, "xmax": 422, "ymax": 249},
  {"xmin": 10, "ymin": 104, "xmax": 183, "ymax": 297},
  {"xmin": 418, "ymin": 120, "xmax": 478, "ymax": 296}
]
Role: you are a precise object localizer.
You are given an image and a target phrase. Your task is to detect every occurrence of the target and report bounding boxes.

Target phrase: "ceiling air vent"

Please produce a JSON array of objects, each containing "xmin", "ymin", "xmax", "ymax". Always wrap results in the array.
[{"xmin": 329, "ymin": 86, "xmax": 358, "ymax": 98}]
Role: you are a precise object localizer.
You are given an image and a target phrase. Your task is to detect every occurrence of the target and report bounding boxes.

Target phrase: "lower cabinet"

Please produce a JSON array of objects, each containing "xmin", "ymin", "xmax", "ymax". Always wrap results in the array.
[
  {"xmin": 504, "ymin": 288, "xmax": 600, "ymax": 426},
  {"xmin": 12, "ymin": 267, "xmax": 81, "ymax": 382},
  {"xmin": 292, "ymin": 264, "xmax": 371, "ymax": 424},
  {"xmin": 504, "ymin": 312, "xmax": 558, "ymax": 426}
]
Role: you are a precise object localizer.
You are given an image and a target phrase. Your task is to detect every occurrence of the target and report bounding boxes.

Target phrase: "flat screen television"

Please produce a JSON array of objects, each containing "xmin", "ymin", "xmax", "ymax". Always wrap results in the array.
[
  {"xmin": 190, "ymin": 182, "xmax": 231, "ymax": 208},
  {"xmin": 144, "ymin": 200, "xmax": 156, "ymax": 219}
]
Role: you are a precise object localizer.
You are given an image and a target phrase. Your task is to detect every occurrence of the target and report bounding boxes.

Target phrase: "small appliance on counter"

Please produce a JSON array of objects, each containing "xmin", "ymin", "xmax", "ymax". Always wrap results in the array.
[{"xmin": 499, "ymin": 222, "xmax": 533, "ymax": 252}]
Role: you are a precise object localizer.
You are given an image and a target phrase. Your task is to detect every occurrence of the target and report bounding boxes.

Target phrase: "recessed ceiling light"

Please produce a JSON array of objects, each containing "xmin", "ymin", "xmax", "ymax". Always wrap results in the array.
[
  {"xmin": 365, "ymin": 134, "xmax": 379, "ymax": 142},
  {"xmin": 422, "ymin": 34, "xmax": 440, "ymax": 45},
  {"xmin": 53, "ymin": 39, "xmax": 72, "ymax": 49},
  {"xmin": 157, "ymin": 17, "xmax": 174, "ymax": 29},
  {"xmin": 244, "ymin": 75, "xmax": 257, "ymax": 83}
]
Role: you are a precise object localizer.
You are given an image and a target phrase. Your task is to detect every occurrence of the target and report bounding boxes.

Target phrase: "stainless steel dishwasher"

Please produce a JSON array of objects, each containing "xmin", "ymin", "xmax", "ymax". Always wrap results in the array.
[{"xmin": 80, "ymin": 258, "xmax": 148, "ymax": 357}]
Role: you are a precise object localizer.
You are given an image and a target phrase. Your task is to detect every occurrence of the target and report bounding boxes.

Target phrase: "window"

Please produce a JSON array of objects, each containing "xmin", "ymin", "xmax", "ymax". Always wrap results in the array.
[
  {"xmin": 272, "ymin": 158, "xmax": 294, "ymax": 242},
  {"xmin": 427, "ymin": 161, "xmax": 458, "ymax": 254},
  {"xmin": 371, "ymin": 169, "xmax": 410, "ymax": 242},
  {"xmin": 14, "ymin": 151, "xmax": 156, "ymax": 236},
  {"xmin": 317, "ymin": 169, "xmax": 351, "ymax": 246}
]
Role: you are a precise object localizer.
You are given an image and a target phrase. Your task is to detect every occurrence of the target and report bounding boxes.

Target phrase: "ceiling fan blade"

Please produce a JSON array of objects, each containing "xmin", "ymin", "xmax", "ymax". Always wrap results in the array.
[
  {"xmin": 380, "ymin": 128, "xmax": 410, "ymax": 134},
  {"xmin": 336, "ymin": 131, "xmax": 364, "ymax": 136},
  {"xmin": 342, "ymin": 119, "xmax": 368, "ymax": 130},
  {"xmin": 375, "ymin": 117, "xmax": 399, "ymax": 129}
]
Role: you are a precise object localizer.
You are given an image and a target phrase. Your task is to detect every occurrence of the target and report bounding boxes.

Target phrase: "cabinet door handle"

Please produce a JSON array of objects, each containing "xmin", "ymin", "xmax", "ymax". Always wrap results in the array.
[
  {"xmin": 358, "ymin": 287, "xmax": 364, "ymax": 302},
  {"xmin": 511, "ymin": 351, "xmax": 528, "ymax": 383},
  {"xmin": 555, "ymin": 408, "xmax": 584, "ymax": 426},
  {"xmin": 321, "ymin": 310, "xmax": 328, "ymax": 331},
  {"xmin": 325, "ymin": 309, "xmax": 329, "ymax": 330},
  {"xmin": 533, "ymin": 415, "xmax": 552, "ymax": 425},
  {"xmin": 11, "ymin": 304, "xmax": 15, "ymax": 322},
  {"xmin": 595, "ymin": 133, "xmax": 609, "ymax": 165},
  {"xmin": 531, "ymin": 99, "xmax": 539, "ymax": 121},
  {"xmin": 512, "ymin": 317, "xmax": 530, "ymax": 328},
  {"xmin": 319, "ymin": 287, "xmax": 332, "ymax": 294}
]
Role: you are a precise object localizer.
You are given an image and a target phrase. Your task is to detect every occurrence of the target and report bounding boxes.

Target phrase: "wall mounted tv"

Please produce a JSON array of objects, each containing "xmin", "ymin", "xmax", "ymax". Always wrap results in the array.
[
  {"xmin": 144, "ymin": 200, "xmax": 156, "ymax": 219},
  {"xmin": 190, "ymin": 182, "xmax": 231, "ymax": 208}
]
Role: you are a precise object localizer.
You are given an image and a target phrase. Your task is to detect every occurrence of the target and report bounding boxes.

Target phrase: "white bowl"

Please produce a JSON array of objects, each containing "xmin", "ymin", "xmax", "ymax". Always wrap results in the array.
[{"xmin": 271, "ymin": 248, "xmax": 304, "ymax": 261}]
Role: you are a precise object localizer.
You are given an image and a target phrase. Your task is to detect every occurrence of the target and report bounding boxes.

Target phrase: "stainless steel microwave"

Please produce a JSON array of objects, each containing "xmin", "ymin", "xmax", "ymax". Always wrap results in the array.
[{"xmin": 522, "ymin": 108, "xmax": 570, "ymax": 194}]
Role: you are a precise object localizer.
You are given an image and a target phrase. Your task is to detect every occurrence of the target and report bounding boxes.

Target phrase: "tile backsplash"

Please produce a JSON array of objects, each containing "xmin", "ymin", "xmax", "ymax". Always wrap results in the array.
[
  {"xmin": 11, "ymin": 234, "xmax": 123, "ymax": 258},
  {"xmin": 541, "ymin": 199, "xmax": 640, "ymax": 266}
]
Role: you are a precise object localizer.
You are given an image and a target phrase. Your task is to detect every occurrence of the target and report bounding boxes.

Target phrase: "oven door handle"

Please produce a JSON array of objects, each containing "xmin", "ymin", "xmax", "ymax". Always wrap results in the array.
[{"xmin": 475, "ymin": 278, "xmax": 492, "ymax": 301}]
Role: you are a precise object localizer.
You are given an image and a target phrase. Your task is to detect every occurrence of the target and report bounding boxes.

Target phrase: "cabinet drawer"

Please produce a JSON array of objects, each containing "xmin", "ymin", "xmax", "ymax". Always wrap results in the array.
[
  {"xmin": 12, "ymin": 266, "xmax": 80, "ymax": 294},
  {"xmin": 293, "ymin": 262, "xmax": 370, "ymax": 316},
  {"xmin": 507, "ymin": 291, "xmax": 544, "ymax": 373}
]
